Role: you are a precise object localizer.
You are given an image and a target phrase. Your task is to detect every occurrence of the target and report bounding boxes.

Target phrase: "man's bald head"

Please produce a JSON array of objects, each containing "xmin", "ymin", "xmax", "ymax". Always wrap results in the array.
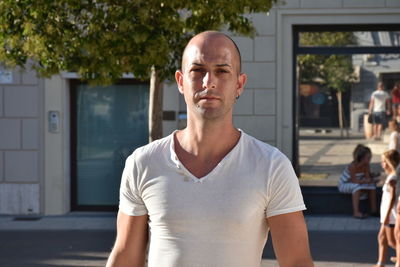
[{"xmin": 181, "ymin": 31, "xmax": 242, "ymax": 74}]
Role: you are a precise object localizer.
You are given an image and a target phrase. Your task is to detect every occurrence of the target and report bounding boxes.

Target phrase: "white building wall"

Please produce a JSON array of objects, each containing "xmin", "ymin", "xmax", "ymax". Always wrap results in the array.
[
  {"xmin": 43, "ymin": 75, "xmax": 70, "ymax": 215},
  {"xmin": 0, "ymin": 67, "xmax": 43, "ymax": 214}
]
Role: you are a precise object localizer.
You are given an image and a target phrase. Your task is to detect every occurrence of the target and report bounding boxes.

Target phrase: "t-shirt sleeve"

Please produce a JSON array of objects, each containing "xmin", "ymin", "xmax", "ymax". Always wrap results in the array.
[
  {"xmin": 118, "ymin": 152, "xmax": 148, "ymax": 216},
  {"xmin": 265, "ymin": 152, "xmax": 306, "ymax": 218}
]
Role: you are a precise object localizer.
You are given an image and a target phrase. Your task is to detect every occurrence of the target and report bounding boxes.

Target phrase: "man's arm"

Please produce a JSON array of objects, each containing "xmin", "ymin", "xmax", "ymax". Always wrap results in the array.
[
  {"xmin": 368, "ymin": 97, "xmax": 374, "ymax": 114},
  {"xmin": 267, "ymin": 211, "xmax": 314, "ymax": 267},
  {"xmin": 386, "ymin": 97, "xmax": 391, "ymax": 115},
  {"xmin": 106, "ymin": 211, "xmax": 149, "ymax": 267}
]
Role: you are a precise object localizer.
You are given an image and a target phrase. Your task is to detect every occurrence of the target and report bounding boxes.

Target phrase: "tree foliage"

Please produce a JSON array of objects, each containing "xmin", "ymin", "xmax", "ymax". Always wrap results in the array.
[
  {"xmin": 0, "ymin": 0, "xmax": 277, "ymax": 84},
  {"xmin": 297, "ymin": 32, "xmax": 357, "ymax": 92},
  {"xmin": 297, "ymin": 32, "xmax": 358, "ymax": 133}
]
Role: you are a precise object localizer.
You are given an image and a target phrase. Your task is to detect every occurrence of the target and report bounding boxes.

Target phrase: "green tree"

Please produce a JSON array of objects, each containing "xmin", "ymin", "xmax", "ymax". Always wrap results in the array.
[
  {"xmin": 297, "ymin": 32, "xmax": 357, "ymax": 136},
  {"xmin": 0, "ymin": 0, "xmax": 276, "ymax": 142}
]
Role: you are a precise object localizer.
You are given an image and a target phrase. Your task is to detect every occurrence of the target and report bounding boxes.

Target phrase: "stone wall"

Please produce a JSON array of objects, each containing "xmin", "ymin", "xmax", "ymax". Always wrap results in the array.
[{"xmin": 0, "ymin": 67, "xmax": 42, "ymax": 214}]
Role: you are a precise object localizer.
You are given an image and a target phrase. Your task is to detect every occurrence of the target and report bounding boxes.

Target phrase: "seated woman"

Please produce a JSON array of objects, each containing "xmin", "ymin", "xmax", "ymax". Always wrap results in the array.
[{"xmin": 338, "ymin": 144, "xmax": 378, "ymax": 218}]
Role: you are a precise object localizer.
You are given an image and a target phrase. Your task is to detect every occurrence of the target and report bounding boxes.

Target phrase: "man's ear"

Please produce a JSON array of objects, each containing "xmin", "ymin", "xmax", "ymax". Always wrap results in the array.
[
  {"xmin": 175, "ymin": 70, "xmax": 184, "ymax": 94},
  {"xmin": 236, "ymin": 73, "xmax": 247, "ymax": 97}
]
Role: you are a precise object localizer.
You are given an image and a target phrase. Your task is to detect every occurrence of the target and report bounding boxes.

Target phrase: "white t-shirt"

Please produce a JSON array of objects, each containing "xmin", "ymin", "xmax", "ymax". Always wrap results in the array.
[
  {"xmin": 371, "ymin": 90, "xmax": 390, "ymax": 112},
  {"xmin": 119, "ymin": 131, "xmax": 306, "ymax": 267},
  {"xmin": 380, "ymin": 173, "xmax": 397, "ymax": 225},
  {"xmin": 389, "ymin": 131, "xmax": 400, "ymax": 153}
]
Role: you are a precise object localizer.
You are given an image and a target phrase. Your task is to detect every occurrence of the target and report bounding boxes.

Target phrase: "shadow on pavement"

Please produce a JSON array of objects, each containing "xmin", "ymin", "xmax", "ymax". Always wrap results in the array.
[
  {"xmin": 263, "ymin": 231, "xmax": 394, "ymax": 264},
  {"xmin": 0, "ymin": 230, "xmax": 115, "ymax": 267},
  {"xmin": 1, "ymin": 229, "xmax": 393, "ymax": 266}
]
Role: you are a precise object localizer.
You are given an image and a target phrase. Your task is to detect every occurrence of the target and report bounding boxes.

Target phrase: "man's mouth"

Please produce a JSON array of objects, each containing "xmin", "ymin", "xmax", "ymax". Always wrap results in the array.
[{"xmin": 199, "ymin": 95, "xmax": 219, "ymax": 101}]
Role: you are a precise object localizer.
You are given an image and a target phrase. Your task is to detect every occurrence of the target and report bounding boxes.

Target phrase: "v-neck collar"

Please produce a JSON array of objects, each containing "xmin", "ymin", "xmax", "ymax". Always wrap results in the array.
[{"xmin": 169, "ymin": 129, "xmax": 243, "ymax": 183}]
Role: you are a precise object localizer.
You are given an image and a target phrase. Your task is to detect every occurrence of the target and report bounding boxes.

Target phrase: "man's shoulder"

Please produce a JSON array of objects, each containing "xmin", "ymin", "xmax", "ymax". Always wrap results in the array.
[
  {"xmin": 241, "ymin": 132, "xmax": 287, "ymax": 161},
  {"xmin": 374, "ymin": 90, "xmax": 389, "ymax": 97},
  {"xmin": 128, "ymin": 133, "xmax": 172, "ymax": 163}
]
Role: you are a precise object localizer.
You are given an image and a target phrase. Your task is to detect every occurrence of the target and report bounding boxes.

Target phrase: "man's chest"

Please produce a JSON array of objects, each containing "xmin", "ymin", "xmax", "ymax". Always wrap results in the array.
[{"xmin": 140, "ymin": 170, "xmax": 268, "ymax": 238}]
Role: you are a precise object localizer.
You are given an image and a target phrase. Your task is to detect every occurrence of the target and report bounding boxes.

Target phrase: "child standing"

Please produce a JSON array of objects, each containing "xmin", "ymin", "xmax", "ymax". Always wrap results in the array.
[{"xmin": 375, "ymin": 149, "xmax": 400, "ymax": 267}]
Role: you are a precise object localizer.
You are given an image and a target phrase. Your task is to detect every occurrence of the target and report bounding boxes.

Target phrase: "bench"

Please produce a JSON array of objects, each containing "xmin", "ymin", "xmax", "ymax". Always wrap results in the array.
[{"xmin": 301, "ymin": 186, "xmax": 382, "ymax": 215}]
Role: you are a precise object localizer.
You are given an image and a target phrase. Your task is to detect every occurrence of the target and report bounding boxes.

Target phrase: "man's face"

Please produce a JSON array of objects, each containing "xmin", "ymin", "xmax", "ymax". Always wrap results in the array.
[{"xmin": 175, "ymin": 33, "xmax": 246, "ymax": 121}]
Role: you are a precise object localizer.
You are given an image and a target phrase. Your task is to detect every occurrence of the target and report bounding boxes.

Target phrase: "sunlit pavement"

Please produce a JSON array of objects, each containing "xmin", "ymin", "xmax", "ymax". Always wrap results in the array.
[{"xmin": 299, "ymin": 128, "xmax": 388, "ymax": 186}]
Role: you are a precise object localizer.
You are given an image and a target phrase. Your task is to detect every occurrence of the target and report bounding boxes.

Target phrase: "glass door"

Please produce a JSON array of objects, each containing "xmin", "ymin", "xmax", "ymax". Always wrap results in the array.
[{"xmin": 71, "ymin": 80, "xmax": 149, "ymax": 210}]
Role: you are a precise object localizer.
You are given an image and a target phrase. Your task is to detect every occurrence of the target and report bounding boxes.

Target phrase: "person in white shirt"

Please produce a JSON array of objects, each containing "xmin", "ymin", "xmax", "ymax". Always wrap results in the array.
[
  {"xmin": 388, "ymin": 120, "xmax": 400, "ymax": 153},
  {"xmin": 369, "ymin": 82, "xmax": 391, "ymax": 140},
  {"xmin": 106, "ymin": 31, "xmax": 314, "ymax": 267}
]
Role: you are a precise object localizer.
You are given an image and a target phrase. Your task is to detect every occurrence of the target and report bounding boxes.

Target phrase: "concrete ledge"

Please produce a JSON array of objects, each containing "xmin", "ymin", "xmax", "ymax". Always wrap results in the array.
[{"xmin": 302, "ymin": 186, "xmax": 382, "ymax": 215}]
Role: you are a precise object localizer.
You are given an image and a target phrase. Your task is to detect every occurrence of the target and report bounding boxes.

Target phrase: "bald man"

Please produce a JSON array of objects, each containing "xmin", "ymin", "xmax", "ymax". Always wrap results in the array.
[{"xmin": 106, "ymin": 31, "xmax": 314, "ymax": 267}]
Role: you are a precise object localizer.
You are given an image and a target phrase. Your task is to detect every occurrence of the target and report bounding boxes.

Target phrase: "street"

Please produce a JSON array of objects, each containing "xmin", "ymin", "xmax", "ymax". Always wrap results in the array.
[{"xmin": 0, "ymin": 229, "xmax": 392, "ymax": 267}]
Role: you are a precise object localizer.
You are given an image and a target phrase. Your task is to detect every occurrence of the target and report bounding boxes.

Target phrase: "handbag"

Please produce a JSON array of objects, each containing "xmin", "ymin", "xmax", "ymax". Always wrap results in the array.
[{"xmin": 368, "ymin": 114, "xmax": 373, "ymax": 124}]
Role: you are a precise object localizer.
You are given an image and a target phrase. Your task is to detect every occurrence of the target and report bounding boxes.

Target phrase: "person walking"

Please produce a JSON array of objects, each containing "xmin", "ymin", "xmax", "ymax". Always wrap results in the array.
[
  {"xmin": 391, "ymin": 82, "xmax": 400, "ymax": 122},
  {"xmin": 369, "ymin": 81, "xmax": 391, "ymax": 140},
  {"xmin": 375, "ymin": 150, "xmax": 400, "ymax": 267},
  {"xmin": 106, "ymin": 31, "xmax": 314, "ymax": 267}
]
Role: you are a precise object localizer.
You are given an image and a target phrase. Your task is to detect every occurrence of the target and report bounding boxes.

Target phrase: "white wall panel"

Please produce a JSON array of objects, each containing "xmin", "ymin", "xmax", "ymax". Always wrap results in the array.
[
  {"xmin": 343, "ymin": 0, "xmax": 386, "ymax": 8},
  {"xmin": 300, "ymin": 0, "xmax": 342, "ymax": 8},
  {"xmin": 232, "ymin": 37, "xmax": 254, "ymax": 62},
  {"xmin": 255, "ymin": 36, "xmax": 276, "ymax": 62},
  {"xmin": 243, "ymin": 63, "xmax": 276, "ymax": 88},
  {"xmin": 22, "ymin": 119, "xmax": 39, "ymax": 149},
  {"xmin": 5, "ymin": 151, "xmax": 38, "ymax": 182},
  {"xmin": 234, "ymin": 89, "xmax": 254, "ymax": 115},
  {"xmin": 4, "ymin": 86, "xmax": 38, "ymax": 117},
  {"xmin": 234, "ymin": 115, "xmax": 275, "ymax": 141},
  {"xmin": 0, "ymin": 184, "xmax": 39, "ymax": 214},
  {"xmin": 0, "ymin": 119, "xmax": 20, "ymax": 149},
  {"xmin": 254, "ymin": 89, "xmax": 276, "ymax": 115}
]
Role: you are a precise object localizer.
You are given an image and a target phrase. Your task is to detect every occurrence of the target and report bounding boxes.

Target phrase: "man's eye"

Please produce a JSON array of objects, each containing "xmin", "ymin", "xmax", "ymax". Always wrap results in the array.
[
  {"xmin": 217, "ymin": 69, "xmax": 229, "ymax": 73},
  {"xmin": 192, "ymin": 68, "xmax": 204, "ymax": 72}
]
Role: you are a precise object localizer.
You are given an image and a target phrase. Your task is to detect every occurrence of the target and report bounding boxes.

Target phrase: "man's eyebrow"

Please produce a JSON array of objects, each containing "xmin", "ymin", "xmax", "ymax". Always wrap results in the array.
[
  {"xmin": 190, "ymin": 63, "xmax": 232, "ymax": 68},
  {"xmin": 216, "ymin": 63, "xmax": 232, "ymax": 68},
  {"xmin": 190, "ymin": 63, "xmax": 204, "ymax": 67}
]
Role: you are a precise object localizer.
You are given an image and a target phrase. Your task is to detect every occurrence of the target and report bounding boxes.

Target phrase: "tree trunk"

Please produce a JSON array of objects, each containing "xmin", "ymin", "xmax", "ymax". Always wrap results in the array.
[
  {"xmin": 148, "ymin": 65, "xmax": 163, "ymax": 143},
  {"xmin": 337, "ymin": 91, "xmax": 344, "ymax": 138}
]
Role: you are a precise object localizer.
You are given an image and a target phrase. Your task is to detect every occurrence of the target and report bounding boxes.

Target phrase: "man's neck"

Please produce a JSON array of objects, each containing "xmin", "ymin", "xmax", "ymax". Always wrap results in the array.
[
  {"xmin": 176, "ymin": 119, "xmax": 240, "ymax": 160},
  {"xmin": 174, "ymin": 119, "xmax": 241, "ymax": 178}
]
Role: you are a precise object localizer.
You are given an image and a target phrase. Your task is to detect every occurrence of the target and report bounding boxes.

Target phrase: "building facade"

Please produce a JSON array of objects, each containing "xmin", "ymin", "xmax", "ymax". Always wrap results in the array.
[{"xmin": 1, "ymin": 0, "xmax": 399, "ymax": 215}]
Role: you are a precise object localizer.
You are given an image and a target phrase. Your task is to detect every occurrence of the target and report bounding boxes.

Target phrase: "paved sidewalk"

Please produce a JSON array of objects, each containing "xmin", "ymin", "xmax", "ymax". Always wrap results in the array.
[
  {"xmin": 0, "ymin": 212, "xmax": 116, "ymax": 231},
  {"xmin": 299, "ymin": 129, "xmax": 389, "ymax": 186},
  {"xmin": 0, "ymin": 213, "xmax": 381, "ymax": 232},
  {"xmin": 0, "ymin": 213, "xmax": 386, "ymax": 267}
]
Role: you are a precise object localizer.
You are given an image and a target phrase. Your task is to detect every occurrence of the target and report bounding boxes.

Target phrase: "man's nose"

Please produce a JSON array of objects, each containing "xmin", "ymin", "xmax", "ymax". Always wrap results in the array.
[{"xmin": 202, "ymin": 72, "xmax": 216, "ymax": 89}]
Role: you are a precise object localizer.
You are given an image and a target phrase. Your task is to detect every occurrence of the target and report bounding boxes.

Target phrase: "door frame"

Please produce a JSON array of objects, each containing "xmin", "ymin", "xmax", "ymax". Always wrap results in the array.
[{"xmin": 292, "ymin": 23, "xmax": 400, "ymax": 174}]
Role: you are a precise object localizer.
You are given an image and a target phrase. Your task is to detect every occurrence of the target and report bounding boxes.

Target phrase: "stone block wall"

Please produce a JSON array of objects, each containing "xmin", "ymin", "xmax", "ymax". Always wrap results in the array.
[{"xmin": 0, "ymin": 67, "xmax": 42, "ymax": 214}]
